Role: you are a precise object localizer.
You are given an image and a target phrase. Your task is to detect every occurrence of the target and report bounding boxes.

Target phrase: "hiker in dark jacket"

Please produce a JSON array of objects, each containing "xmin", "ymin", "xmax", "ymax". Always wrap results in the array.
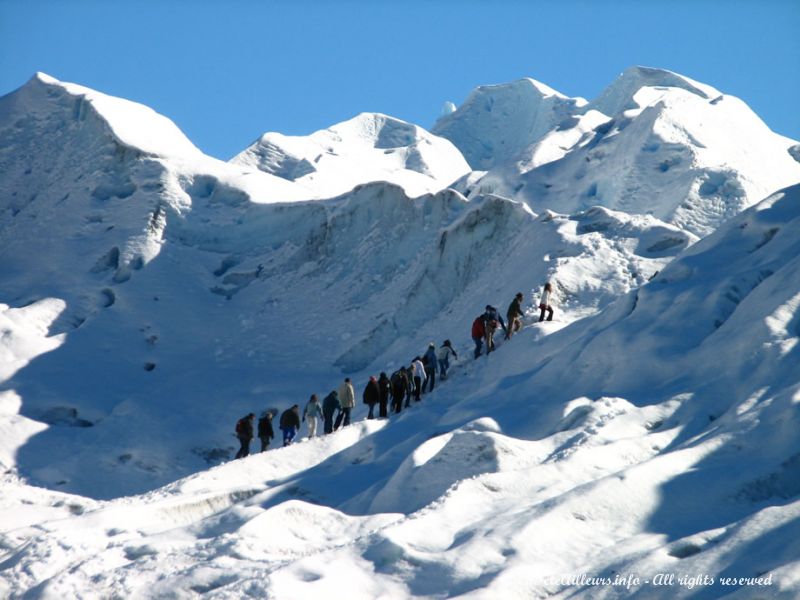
[
  {"xmin": 403, "ymin": 366, "xmax": 415, "ymax": 407},
  {"xmin": 506, "ymin": 293, "xmax": 524, "ymax": 339},
  {"xmin": 322, "ymin": 390, "xmax": 339, "ymax": 434},
  {"xmin": 363, "ymin": 376, "xmax": 380, "ymax": 419},
  {"xmin": 423, "ymin": 343, "xmax": 438, "ymax": 392},
  {"xmin": 280, "ymin": 405, "xmax": 301, "ymax": 446},
  {"xmin": 235, "ymin": 413, "xmax": 255, "ymax": 459},
  {"xmin": 257, "ymin": 412, "xmax": 274, "ymax": 452},
  {"xmin": 378, "ymin": 372, "xmax": 391, "ymax": 418},
  {"xmin": 390, "ymin": 369, "xmax": 406, "ymax": 414}
]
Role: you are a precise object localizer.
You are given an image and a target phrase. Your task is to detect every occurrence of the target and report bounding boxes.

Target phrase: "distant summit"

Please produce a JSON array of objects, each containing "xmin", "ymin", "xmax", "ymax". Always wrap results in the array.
[
  {"xmin": 6, "ymin": 72, "xmax": 204, "ymax": 159},
  {"xmin": 439, "ymin": 66, "xmax": 800, "ymax": 235},
  {"xmin": 231, "ymin": 112, "xmax": 471, "ymax": 198},
  {"xmin": 432, "ymin": 77, "xmax": 587, "ymax": 170}
]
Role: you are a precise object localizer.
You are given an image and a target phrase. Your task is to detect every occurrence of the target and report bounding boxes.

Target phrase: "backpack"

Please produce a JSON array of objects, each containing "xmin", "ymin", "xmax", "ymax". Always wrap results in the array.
[
  {"xmin": 235, "ymin": 418, "xmax": 246, "ymax": 435},
  {"xmin": 391, "ymin": 370, "xmax": 402, "ymax": 388}
]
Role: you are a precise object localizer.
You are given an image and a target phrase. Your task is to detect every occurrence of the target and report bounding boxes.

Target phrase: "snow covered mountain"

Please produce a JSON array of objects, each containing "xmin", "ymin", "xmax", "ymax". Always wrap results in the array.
[
  {"xmin": 230, "ymin": 112, "xmax": 471, "ymax": 198},
  {"xmin": 431, "ymin": 77, "xmax": 587, "ymax": 171},
  {"xmin": 437, "ymin": 66, "xmax": 800, "ymax": 237},
  {"xmin": 1, "ymin": 68, "xmax": 799, "ymax": 598},
  {"xmin": 0, "ymin": 72, "xmax": 699, "ymax": 499}
]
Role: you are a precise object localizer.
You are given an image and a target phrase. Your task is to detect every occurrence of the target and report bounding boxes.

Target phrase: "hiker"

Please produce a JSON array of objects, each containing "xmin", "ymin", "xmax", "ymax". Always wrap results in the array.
[
  {"xmin": 403, "ymin": 366, "xmax": 414, "ymax": 407},
  {"xmin": 280, "ymin": 405, "xmax": 301, "ymax": 446},
  {"xmin": 363, "ymin": 376, "xmax": 380, "ymax": 419},
  {"xmin": 334, "ymin": 377, "xmax": 355, "ymax": 429},
  {"xmin": 538, "ymin": 282, "xmax": 554, "ymax": 322},
  {"xmin": 322, "ymin": 390, "xmax": 339, "ymax": 434},
  {"xmin": 437, "ymin": 340, "xmax": 458, "ymax": 378},
  {"xmin": 423, "ymin": 343, "xmax": 438, "ymax": 392},
  {"xmin": 390, "ymin": 369, "xmax": 406, "ymax": 413},
  {"xmin": 483, "ymin": 305, "xmax": 507, "ymax": 355},
  {"xmin": 472, "ymin": 314, "xmax": 486, "ymax": 358},
  {"xmin": 506, "ymin": 293, "xmax": 524, "ymax": 339},
  {"xmin": 235, "ymin": 413, "xmax": 256, "ymax": 459},
  {"xmin": 257, "ymin": 411, "xmax": 274, "ymax": 452},
  {"xmin": 378, "ymin": 372, "xmax": 391, "ymax": 418},
  {"xmin": 302, "ymin": 394, "xmax": 323, "ymax": 438},
  {"xmin": 411, "ymin": 356, "xmax": 427, "ymax": 402}
]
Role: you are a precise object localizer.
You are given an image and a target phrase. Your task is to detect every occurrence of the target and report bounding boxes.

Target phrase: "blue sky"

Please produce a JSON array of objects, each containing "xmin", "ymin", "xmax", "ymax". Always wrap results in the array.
[{"xmin": 1, "ymin": 0, "xmax": 798, "ymax": 160}]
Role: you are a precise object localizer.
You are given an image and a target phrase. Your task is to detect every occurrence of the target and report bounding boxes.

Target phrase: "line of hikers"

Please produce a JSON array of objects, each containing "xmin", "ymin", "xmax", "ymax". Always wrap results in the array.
[
  {"xmin": 233, "ymin": 340, "xmax": 459, "ymax": 459},
  {"xmin": 471, "ymin": 282, "xmax": 554, "ymax": 358},
  {"xmin": 233, "ymin": 283, "xmax": 555, "ymax": 459}
]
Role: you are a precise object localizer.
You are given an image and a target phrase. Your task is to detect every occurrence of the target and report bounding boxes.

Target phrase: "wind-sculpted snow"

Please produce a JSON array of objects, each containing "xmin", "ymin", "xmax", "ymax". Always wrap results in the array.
[{"xmin": 231, "ymin": 112, "xmax": 471, "ymax": 198}]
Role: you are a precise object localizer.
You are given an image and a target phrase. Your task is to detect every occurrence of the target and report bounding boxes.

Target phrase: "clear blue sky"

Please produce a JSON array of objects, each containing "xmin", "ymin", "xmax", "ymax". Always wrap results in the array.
[{"xmin": 2, "ymin": 0, "xmax": 798, "ymax": 160}]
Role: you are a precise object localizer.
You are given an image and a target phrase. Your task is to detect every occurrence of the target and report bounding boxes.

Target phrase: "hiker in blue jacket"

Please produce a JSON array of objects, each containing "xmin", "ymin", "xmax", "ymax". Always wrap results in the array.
[
  {"xmin": 302, "ymin": 394, "xmax": 323, "ymax": 438},
  {"xmin": 483, "ymin": 305, "xmax": 507, "ymax": 354}
]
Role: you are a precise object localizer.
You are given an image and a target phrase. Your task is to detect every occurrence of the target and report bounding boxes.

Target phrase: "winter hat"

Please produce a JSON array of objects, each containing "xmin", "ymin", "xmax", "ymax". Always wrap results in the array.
[{"xmin": 516, "ymin": 292, "xmax": 523, "ymax": 299}]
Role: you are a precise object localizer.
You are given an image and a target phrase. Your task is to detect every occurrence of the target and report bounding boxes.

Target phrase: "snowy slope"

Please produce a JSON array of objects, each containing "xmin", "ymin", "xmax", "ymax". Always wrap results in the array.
[
  {"xmin": 1, "ymin": 185, "xmax": 798, "ymax": 598},
  {"xmin": 0, "ymin": 74, "xmax": 695, "ymax": 499},
  {"xmin": 231, "ymin": 112, "xmax": 471, "ymax": 198},
  {"xmin": 441, "ymin": 66, "xmax": 800, "ymax": 236}
]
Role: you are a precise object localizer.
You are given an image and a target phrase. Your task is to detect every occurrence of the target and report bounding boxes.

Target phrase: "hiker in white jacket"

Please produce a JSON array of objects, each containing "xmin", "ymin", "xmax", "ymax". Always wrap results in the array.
[
  {"xmin": 436, "ymin": 340, "xmax": 458, "ymax": 379},
  {"xmin": 538, "ymin": 282, "xmax": 554, "ymax": 322}
]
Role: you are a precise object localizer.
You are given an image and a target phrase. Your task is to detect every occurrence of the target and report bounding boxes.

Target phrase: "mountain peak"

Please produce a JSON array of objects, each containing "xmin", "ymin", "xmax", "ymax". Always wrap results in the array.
[
  {"xmin": 475, "ymin": 77, "xmax": 573, "ymax": 100},
  {"xmin": 588, "ymin": 65, "xmax": 722, "ymax": 116},
  {"xmin": 432, "ymin": 78, "xmax": 587, "ymax": 170},
  {"xmin": 232, "ymin": 111, "xmax": 469, "ymax": 198},
  {"xmin": 4, "ymin": 72, "xmax": 202, "ymax": 159}
]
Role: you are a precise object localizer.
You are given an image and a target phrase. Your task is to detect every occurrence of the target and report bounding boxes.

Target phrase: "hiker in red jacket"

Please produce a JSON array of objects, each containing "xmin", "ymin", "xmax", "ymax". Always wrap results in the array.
[{"xmin": 472, "ymin": 315, "xmax": 486, "ymax": 359}]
